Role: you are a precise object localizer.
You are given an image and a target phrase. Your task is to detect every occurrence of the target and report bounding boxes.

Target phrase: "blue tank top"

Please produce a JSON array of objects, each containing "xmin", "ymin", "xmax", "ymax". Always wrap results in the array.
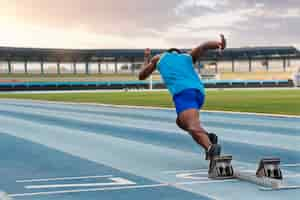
[{"xmin": 157, "ymin": 52, "xmax": 205, "ymax": 96}]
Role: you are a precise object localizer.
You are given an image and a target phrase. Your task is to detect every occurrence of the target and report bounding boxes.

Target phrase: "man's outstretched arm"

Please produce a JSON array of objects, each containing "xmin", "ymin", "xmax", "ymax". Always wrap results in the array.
[
  {"xmin": 138, "ymin": 49, "xmax": 160, "ymax": 80},
  {"xmin": 190, "ymin": 34, "xmax": 226, "ymax": 63}
]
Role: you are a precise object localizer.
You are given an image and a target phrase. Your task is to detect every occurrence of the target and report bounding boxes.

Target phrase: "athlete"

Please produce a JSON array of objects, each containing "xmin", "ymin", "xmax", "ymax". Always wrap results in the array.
[{"xmin": 139, "ymin": 35, "xmax": 226, "ymax": 160}]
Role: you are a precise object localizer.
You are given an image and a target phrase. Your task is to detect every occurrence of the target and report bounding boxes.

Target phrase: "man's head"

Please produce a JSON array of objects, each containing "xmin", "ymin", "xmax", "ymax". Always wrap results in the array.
[{"xmin": 167, "ymin": 48, "xmax": 182, "ymax": 54}]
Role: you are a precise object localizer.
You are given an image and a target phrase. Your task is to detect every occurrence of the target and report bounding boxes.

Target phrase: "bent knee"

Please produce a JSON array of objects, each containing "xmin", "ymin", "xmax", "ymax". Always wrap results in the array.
[{"xmin": 176, "ymin": 118, "xmax": 186, "ymax": 130}]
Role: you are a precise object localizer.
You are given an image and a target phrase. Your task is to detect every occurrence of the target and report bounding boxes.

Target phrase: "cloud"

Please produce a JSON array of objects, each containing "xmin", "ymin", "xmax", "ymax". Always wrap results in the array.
[
  {"xmin": 174, "ymin": 0, "xmax": 222, "ymax": 15},
  {"xmin": 0, "ymin": 0, "xmax": 183, "ymax": 35},
  {"xmin": 0, "ymin": 20, "xmax": 168, "ymax": 49},
  {"xmin": 0, "ymin": 0, "xmax": 299, "ymax": 49}
]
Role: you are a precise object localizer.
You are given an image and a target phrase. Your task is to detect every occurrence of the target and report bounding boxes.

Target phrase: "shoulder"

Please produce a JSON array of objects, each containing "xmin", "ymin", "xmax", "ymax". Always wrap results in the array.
[
  {"xmin": 153, "ymin": 53, "xmax": 166, "ymax": 66},
  {"xmin": 182, "ymin": 52, "xmax": 192, "ymax": 57},
  {"xmin": 152, "ymin": 54, "xmax": 161, "ymax": 63},
  {"xmin": 181, "ymin": 53, "xmax": 193, "ymax": 61}
]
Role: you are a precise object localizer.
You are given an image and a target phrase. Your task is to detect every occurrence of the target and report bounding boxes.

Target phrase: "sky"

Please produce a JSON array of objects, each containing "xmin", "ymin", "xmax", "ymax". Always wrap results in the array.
[{"xmin": 0, "ymin": 0, "xmax": 299, "ymax": 49}]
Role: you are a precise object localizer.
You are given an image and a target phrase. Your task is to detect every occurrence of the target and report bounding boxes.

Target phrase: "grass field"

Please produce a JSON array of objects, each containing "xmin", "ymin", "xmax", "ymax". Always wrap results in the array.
[{"xmin": 0, "ymin": 89, "xmax": 300, "ymax": 116}]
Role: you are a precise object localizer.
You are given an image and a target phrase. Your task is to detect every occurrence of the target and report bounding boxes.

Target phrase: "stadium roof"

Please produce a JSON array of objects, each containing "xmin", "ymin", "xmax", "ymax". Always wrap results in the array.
[{"xmin": 0, "ymin": 46, "xmax": 299, "ymax": 62}]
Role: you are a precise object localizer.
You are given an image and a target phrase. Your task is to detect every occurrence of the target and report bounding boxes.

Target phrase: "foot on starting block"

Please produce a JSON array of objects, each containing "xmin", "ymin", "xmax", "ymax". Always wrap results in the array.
[
  {"xmin": 205, "ymin": 133, "xmax": 219, "ymax": 160},
  {"xmin": 256, "ymin": 158, "xmax": 282, "ymax": 180},
  {"xmin": 208, "ymin": 155, "xmax": 234, "ymax": 179}
]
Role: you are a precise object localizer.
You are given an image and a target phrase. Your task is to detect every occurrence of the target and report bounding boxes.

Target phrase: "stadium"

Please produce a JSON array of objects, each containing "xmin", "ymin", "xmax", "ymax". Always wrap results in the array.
[
  {"xmin": 0, "ymin": 1, "xmax": 300, "ymax": 200},
  {"xmin": 0, "ymin": 46, "xmax": 300, "ymax": 90}
]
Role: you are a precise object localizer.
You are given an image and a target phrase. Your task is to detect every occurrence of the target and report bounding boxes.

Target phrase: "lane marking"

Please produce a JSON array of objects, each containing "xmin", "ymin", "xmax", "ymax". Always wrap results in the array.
[
  {"xmin": 175, "ymin": 179, "xmax": 238, "ymax": 185},
  {"xmin": 238, "ymin": 170, "xmax": 256, "ymax": 173},
  {"xmin": 282, "ymin": 163, "xmax": 300, "ymax": 167},
  {"xmin": 25, "ymin": 177, "xmax": 136, "ymax": 189},
  {"xmin": 162, "ymin": 169, "xmax": 207, "ymax": 174},
  {"xmin": 10, "ymin": 179, "xmax": 238, "ymax": 198},
  {"xmin": 16, "ymin": 175, "xmax": 113, "ymax": 183},
  {"xmin": 260, "ymin": 185, "xmax": 300, "ymax": 191},
  {"xmin": 285, "ymin": 174, "xmax": 300, "ymax": 178},
  {"xmin": 163, "ymin": 167, "xmax": 249, "ymax": 175},
  {"xmin": 8, "ymin": 98, "xmax": 300, "ymax": 119},
  {"xmin": 176, "ymin": 172, "xmax": 207, "ymax": 180},
  {"xmin": 10, "ymin": 183, "xmax": 169, "ymax": 197}
]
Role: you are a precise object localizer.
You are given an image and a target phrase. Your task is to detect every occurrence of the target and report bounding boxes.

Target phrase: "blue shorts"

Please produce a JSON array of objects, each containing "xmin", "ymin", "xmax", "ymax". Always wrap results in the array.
[{"xmin": 173, "ymin": 89, "xmax": 205, "ymax": 115}]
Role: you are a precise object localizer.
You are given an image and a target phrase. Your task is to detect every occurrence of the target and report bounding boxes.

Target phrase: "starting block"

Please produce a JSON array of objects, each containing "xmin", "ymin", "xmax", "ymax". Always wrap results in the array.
[
  {"xmin": 208, "ymin": 155, "xmax": 234, "ymax": 179},
  {"xmin": 256, "ymin": 158, "xmax": 282, "ymax": 179},
  {"xmin": 208, "ymin": 156, "xmax": 300, "ymax": 190}
]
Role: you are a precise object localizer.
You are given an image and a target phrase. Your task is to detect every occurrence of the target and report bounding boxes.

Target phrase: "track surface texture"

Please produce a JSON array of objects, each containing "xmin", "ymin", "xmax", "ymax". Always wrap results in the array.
[{"xmin": 0, "ymin": 99, "xmax": 299, "ymax": 199}]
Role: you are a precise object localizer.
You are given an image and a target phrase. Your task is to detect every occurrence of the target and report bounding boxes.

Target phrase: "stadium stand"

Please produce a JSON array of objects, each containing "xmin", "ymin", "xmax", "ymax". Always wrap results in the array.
[
  {"xmin": 0, "ymin": 46, "xmax": 299, "ymax": 74},
  {"xmin": 0, "ymin": 46, "xmax": 299, "ymax": 91}
]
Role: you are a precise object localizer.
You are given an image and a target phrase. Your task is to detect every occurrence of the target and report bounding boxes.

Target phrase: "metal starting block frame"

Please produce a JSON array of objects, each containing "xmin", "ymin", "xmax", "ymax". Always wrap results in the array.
[
  {"xmin": 256, "ymin": 158, "xmax": 282, "ymax": 179},
  {"xmin": 209, "ymin": 156, "xmax": 300, "ymax": 190},
  {"xmin": 208, "ymin": 155, "xmax": 234, "ymax": 179}
]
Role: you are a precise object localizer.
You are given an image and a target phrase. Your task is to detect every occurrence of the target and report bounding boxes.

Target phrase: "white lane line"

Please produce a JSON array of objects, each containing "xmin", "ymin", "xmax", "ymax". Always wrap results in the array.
[
  {"xmin": 285, "ymin": 174, "xmax": 300, "ymax": 178},
  {"xmin": 163, "ymin": 167, "xmax": 249, "ymax": 175},
  {"xmin": 260, "ymin": 185, "xmax": 300, "ymax": 191},
  {"xmin": 16, "ymin": 175, "xmax": 113, "ymax": 183},
  {"xmin": 282, "ymin": 163, "xmax": 300, "ymax": 167},
  {"xmin": 25, "ymin": 177, "xmax": 136, "ymax": 189},
  {"xmin": 175, "ymin": 179, "xmax": 238, "ymax": 185},
  {"xmin": 239, "ymin": 170, "xmax": 256, "ymax": 173},
  {"xmin": 176, "ymin": 172, "xmax": 208, "ymax": 180},
  {"xmin": 162, "ymin": 169, "xmax": 207, "ymax": 174},
  {"xmin": 10, "ymin": 98, "xmax": 300, "ymax": 119},
  {"xmin": 10, "ymin": 178, "xmax": 237, "ymax": 198},
  {"xmin": 10, "ymin": 183, "xmax": 169, "ymax": 197}
]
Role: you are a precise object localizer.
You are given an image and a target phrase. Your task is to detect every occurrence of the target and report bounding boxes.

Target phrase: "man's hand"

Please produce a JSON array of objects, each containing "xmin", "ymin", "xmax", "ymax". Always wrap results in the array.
[
  {"xmin": 139, "ymin": 49, "xmax": 160, "ymax": 80},
  {"xmin": 144, "ymin": 48, "xmax": 152, "ymax": 64},
  {"xmin": 190, "ymin": 34, "xmax": 227, "ymax": 62},
  {"xmin": 219, "ymin": 34, "xmax": 226, "ymax": 50},
  {"xmin": 217, "ymin": 34, "xmax": 226, "ymax": 55}
]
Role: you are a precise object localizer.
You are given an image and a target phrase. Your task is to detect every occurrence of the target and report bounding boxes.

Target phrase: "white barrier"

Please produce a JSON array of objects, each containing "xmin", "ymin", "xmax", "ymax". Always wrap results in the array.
[{"xmin": 293, "ymin": 71, "xmax": 300, "ymax": 87}]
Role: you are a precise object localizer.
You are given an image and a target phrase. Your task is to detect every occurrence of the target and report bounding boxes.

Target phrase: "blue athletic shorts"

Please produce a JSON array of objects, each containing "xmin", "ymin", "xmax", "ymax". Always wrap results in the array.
[{"xmin": 173, "ymin": 89, "xmax": 205, "ymax": 115}]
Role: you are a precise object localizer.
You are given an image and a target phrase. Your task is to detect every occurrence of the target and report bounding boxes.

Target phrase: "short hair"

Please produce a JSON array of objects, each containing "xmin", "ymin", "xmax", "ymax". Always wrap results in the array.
[{"xmin": 167, "ymin": 48, "xmax": 182, "ymax": 54}]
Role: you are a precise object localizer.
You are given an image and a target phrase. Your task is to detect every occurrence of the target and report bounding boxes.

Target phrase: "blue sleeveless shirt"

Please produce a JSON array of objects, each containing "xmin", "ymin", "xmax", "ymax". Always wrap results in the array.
[{"xmin": 156, "ymin": 52, "xmax": 205, "ymax": 96}]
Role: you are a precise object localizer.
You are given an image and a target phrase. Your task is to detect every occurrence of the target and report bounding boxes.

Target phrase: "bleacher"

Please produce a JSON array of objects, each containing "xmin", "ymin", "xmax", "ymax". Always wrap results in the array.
[{"xmin": 0, "ymin": 46, "xmax": 299, "ymax": 91}]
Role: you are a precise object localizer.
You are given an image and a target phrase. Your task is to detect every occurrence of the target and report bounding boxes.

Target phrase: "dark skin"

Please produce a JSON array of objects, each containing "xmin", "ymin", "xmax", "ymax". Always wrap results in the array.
[{"xmin": 139, "ymin": 35, "xmax": 226, "ymax": 152}]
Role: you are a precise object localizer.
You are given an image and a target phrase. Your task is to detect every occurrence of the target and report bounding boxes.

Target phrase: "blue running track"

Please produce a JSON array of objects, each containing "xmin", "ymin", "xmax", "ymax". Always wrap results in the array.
[{"xmin": 0, "ymin": 99, "xmax": 299, "ymax": 199}]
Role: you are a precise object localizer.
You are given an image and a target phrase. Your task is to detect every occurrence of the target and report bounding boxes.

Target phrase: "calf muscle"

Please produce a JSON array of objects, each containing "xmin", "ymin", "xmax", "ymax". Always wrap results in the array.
[{"xmin": 176, "ymin": 109, "xmax": 211, "ymax": 150}]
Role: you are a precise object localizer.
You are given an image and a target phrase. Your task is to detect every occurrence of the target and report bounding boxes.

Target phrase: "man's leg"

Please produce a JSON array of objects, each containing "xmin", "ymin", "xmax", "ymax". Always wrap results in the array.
[{"xmin": 176, "ymin": 109, "xmax": 211, "ymax": 150}]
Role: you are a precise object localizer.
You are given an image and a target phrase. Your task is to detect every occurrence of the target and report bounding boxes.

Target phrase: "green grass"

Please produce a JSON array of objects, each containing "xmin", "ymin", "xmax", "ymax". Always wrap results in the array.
[{"xmin": 0, "ymin": 89, "xmax": 300, "ymax": 116}]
